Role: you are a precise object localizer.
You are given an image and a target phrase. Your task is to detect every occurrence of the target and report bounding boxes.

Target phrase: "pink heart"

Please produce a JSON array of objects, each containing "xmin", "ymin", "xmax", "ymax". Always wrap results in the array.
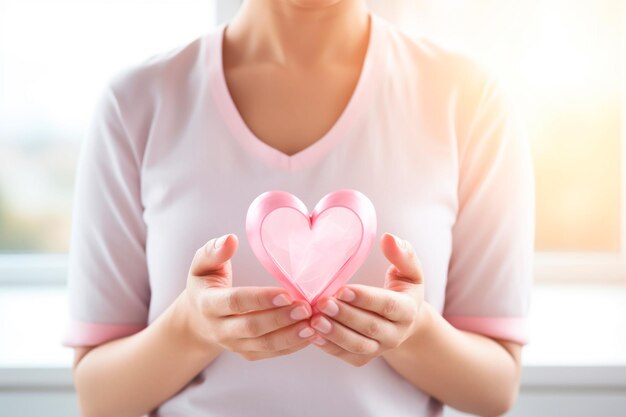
[{"xmin": 246, "ymin": 189, "xmax": 377, "ymax": 305}]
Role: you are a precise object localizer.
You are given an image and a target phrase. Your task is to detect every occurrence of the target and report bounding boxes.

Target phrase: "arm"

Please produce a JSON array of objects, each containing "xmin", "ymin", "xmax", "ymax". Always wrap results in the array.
[
  {"xmin": 72, "ymin": 292, "xmax": 222, "ymax": 417},
  {"xmin": 382, "ymin": 303, "xmax": 522, "ymax": 417},
  {"xmin": 67, "ymin": 83, "xmax": 318, "ymax": 416},
  {"xmin": 310, "ymin": 233, "xmax": 523, "ymax": 417},
  {"xmin": 72, "ymin": 234, "xmax": 317, "ymax": 417}
]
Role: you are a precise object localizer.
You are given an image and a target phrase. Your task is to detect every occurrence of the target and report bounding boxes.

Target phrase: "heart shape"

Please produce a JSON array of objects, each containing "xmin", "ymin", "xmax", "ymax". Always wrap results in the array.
[{"xmin": 246, "ymin": 189, "xmax": 377, "ymax": 305}]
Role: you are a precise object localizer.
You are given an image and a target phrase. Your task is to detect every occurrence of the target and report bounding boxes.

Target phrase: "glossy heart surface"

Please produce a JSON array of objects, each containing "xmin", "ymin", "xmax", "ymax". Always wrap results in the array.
[{"xmin": 246, "ymin": 189, "xmax": 377, "ymax": 304}]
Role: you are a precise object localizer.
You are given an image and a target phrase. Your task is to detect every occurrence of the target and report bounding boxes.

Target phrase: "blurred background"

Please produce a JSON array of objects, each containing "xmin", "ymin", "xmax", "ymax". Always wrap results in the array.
[{"xmin": 0, "ymin": 0, "xmax": 624, "ymax": 416}]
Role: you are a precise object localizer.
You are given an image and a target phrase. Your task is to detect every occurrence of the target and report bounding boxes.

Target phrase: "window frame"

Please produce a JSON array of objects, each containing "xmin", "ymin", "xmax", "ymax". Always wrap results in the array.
[{"xmin": 0, "ymin": 0, "xmax": 624, "ymax": 286}]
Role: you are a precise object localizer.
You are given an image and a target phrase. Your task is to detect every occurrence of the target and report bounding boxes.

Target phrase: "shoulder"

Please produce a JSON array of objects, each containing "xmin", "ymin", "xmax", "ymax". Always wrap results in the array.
[
  {"xmin": 378, "ymin": 16, "xmax": 504, "ymax": 107},
  {"xmin": 96, "ymin": 27, "xmax": 218, "ymax": 132},
  {"xmin": 89, "ymin": 30, "xmax": 215, "ymax": 154},
  {"xmin": 107, "ymin": 32, "xmax": 209, "ymax": 102},
  {"xmin": 375, "ymin": 17, "xmax": 521, "ymax": 155}
]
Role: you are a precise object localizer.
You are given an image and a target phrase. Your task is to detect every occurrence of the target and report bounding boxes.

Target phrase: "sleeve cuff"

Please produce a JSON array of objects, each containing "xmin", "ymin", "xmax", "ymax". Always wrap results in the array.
[
  {"xmin": 62, "ymin": 319, "xmax": 147, "ymax": 347},
  {"xmin": 443, "ymin": 316, "xmax": 530, "ymax": 345}
]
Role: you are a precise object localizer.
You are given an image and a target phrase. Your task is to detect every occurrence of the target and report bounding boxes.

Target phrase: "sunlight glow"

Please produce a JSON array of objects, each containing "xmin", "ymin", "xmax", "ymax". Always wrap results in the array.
[
  {"xmin": 389, "ymin": 0, "xmax": 624, "ymax": 252},
  {"xmin": 0, "ymin": 0, "xmax": 624, "ymax": 253}
]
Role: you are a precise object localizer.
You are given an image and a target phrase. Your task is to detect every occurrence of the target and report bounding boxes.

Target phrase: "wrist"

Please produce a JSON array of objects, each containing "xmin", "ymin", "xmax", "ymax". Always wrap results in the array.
[
  {"xmin": 411, "ymin": 301, "xmax": 435, "ymax": 341},
  {"xmin": 383, "ymin": 301, "xmax": 435, "ymax": 362},
  {"xmin": 165, "ymin": 290, "xmax": 224, "ymax": 359}
]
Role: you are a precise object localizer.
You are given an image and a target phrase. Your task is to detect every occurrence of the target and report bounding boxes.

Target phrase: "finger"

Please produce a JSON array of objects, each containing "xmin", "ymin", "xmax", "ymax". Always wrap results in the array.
[
  {"xmin": 312, "ymin": 338, "xmax": 372, "ymax": 367},
  {"xmin": 316, "ymin": 297, "xmax": 396, "ymax": 346},
  {"xmin": 311, "ymin": 337, "xmax": 345, "ymax": 357},
  {"xmin": 379, "ymin": 233, "xmax": 424, "ymax": 286},
  {"xmin": 222, "ymin": 300, "xmax": 312, "ymax": 339},
  {"xmin": 241, "ymin": 336, "xmax": 312, "ymax": 361},
  {"xmin": 190, "ymin": 234, "xmax": 238, "ymax": 279},
  {"xmin": 310, "ymin": 314, "xmax": 379, "ymax": 355},
  {"xmin": 209, "ymin": 286, "xmax": 295, "ymax": 316},
  {"xmin": 238, "ymin": 320, "xmax": 318, "ymax": 353},
  {"xmin": 334, "ymin": 284, "xmax": 416, "ymax": 322}
]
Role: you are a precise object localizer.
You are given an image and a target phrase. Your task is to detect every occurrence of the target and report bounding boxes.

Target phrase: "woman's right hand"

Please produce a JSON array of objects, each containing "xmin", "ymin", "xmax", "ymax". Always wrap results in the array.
[{"xmin": 176, "ymin": 233, "xmax": 317, "ymax": 361}]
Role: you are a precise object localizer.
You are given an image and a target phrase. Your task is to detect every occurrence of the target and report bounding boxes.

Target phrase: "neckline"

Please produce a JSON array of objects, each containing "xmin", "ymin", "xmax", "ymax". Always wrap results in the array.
[{"xmin": 207, "ymin": 12, "xmax": 385, "ymax": 172}]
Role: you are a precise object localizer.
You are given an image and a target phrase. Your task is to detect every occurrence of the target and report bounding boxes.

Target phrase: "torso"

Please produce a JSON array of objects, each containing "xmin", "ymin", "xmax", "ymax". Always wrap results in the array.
[{"xmin": 66, "ymin": 13, "xmax": 533, "ymax": 417}]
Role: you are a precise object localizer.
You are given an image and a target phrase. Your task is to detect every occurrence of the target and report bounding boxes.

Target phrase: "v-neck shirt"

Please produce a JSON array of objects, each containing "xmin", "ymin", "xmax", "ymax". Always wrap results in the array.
[{"xmin": 63, "ymin": 11, "xmax": 535, "ymax": 417}]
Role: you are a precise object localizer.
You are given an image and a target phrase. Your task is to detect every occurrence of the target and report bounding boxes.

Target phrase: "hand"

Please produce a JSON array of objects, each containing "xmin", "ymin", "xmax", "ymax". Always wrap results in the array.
[
  {"xmin": 308, "ymin": 232, "xmax": 426, "ymax": 367},
  {"xmin": 177, "ymin": 233, "xmax": 318, "ymax": 361}
]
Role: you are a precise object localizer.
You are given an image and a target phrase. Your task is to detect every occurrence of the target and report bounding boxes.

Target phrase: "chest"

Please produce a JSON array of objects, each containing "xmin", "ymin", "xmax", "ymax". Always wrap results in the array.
[
  {"xmin": 139, "ymin": 65, "xmax": 461, "ymax": 323},
  {"xmin": 140, "ymin": 125, "xmax": 458, "ymax": 325},
  {"xmin": 223, "ymin": 63, "xmax": 361, "ymax": 156}
]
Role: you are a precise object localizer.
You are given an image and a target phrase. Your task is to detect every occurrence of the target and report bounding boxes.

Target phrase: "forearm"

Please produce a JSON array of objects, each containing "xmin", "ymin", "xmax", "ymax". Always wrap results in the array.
[
  {"xmin": 73, "ymin": 292, "xmax": 222, "ymax": 417},
  {"xmin": 382, "ymin": 302, "xmax": 521, "ymax": 417}
]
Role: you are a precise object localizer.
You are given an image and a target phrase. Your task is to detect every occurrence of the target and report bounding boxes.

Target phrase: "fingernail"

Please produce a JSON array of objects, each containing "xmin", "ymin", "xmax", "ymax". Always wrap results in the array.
[
  {"xmin": 214, "ymin": 234, "xmax": 230, "ymax": 250},
  {"xmin": 320, "ymin": 299, "xmax": 339, "ymax": 317},
  {"xmin": 298, "ymin": 327, "xmax": 315, "ymax": 338},
  {"xmin": 312, "ymin": 337, "xmax": 326, "ymax": 346},
  {"xmin": 392, "ymin": 234, "xmax": 405, "ymax": 249},
  {"xmin": 312, "ymin": 316, "xmax": 332, "ymax": 334},
  {"xmin": 290, "ymin": 305, "xmax": 311, "ymax": 320},
  {"xmin": 337, "ymin": 288, "xmax": 356, "ymax": 302},
  {"xmin": 272, "ymin": 294, "xmax": 292, "ymax": 307}
]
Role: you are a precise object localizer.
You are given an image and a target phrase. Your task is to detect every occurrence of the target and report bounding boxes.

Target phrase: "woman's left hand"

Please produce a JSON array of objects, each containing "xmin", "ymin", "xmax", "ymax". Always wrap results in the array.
[{"xmin": 309, "ymin": 232, "xmax": 427, "ymax": 367}]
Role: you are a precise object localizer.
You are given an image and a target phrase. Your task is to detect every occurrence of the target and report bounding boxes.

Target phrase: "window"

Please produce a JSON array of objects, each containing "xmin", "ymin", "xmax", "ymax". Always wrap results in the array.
[
  {"xmin": 0, "ymin": 0, "xmax": 216, "ymax": 254},
  {"xmin": 378, "ymin": 0, "xmax": 625, "ymax": 280},
  {"xmin": 0, "ymin": 0, "xmax": 216, "ymax": 283},
  {"xmin": 1, "ymin": 0, "xmax": 624, "ymax": 283}
]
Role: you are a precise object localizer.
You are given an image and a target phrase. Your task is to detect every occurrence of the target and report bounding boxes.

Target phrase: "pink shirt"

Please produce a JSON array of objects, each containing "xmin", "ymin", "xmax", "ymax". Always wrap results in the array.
[{"xmin": 63, "ymin": 11, "xmax": 534, "ymax": 417}]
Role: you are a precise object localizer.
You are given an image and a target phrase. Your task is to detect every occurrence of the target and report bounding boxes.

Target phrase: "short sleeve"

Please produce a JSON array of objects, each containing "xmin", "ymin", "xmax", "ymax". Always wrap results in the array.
[
  {"xmin": 442, "ymin": 69, "xmax": 535, "ymax": 345},
  {"xmin": 62, "ymin": 82, "xmax": 150, "ymax": 347}
]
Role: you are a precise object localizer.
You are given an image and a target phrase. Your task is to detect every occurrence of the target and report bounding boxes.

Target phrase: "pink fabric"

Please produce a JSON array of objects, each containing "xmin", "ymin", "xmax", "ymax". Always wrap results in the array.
[
  {"xmin": 63, "ymin": 10, "xmax": 534, "ymax": 417},
  {"xmin": 444, "ymin": 316, "xmax": 530, "ymax": 345},
  {"xmin": 62, "ymin": 320, "xmax": 146, "ymax": 347}
]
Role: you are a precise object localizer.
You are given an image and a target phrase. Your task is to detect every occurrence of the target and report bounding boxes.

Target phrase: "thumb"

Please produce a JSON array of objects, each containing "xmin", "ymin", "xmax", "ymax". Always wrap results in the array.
[
  {"xmin": 190, "ymin": 233, "xmax": 238, "ymax": 281},
  {"xmin": 380, "ymin": 232, "xmax": 424, "ymax": 290}
]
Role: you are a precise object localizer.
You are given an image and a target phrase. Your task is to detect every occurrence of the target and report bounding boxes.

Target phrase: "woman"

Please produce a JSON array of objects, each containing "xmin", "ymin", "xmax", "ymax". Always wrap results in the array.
[{"xmin": 63, "ymin": 0, "xmax": 535, "ymax": 416}]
